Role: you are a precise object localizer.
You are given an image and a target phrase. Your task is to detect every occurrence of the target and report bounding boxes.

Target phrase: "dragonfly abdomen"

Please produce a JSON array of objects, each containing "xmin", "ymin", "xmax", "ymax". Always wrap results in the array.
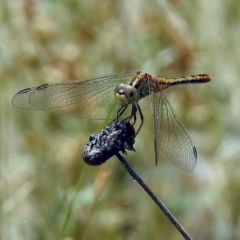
[{"xmin": 145, "ymin": 74, "xmax": 212, "ymax": 93}]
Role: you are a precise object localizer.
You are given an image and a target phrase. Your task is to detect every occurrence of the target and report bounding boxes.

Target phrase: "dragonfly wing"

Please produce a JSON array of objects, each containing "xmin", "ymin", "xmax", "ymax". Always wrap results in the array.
[
  {"xmin": 12, "ymin": 72, "xmax": 135, "ymax": 120},
  {"xmin": 138, "ymin": 95, "xmax": 150, "ymax": 111},
  {"xmin": 150, "ymin": 91, "xmax": 197, "ymax": 171}
]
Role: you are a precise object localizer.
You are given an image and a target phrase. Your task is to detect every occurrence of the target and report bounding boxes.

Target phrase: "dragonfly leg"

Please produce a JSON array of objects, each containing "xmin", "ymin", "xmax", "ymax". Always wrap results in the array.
[
  {"xmin": 121, "ymin": 103, "xmax": 143, "ymax": 136},
  {"xmin": 134, "ymin": 103, "xmax": 144, "ymax": 136},
  {"xmin": 113, "ymin": 104, "xmax": 143, "ymax": 137},
  {"xmin": 118, "ymin": 104, "xmax": 137, "ymax": 124},
  {"xmin": 111, "ymin": 105, "xmax": 128, "ymax": 124}
]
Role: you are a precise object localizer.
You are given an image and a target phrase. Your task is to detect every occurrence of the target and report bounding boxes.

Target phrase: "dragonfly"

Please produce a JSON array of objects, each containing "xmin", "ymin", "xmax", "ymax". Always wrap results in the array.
[{"xmin": 12, "ymin": 71, "xmax": 212, "ymax": 171}]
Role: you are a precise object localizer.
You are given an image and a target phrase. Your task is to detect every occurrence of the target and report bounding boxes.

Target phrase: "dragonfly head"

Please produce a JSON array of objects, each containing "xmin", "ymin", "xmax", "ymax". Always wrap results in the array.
[{"xmin": 114, "ymin": 84, "xmax": 138, "ymax": 106}]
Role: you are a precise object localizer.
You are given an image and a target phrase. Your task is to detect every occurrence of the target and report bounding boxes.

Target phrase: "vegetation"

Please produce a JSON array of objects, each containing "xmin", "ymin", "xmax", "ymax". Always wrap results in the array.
[{"xmin": 1, "ymin": 1, "xmax": 240, "ymax": 239}]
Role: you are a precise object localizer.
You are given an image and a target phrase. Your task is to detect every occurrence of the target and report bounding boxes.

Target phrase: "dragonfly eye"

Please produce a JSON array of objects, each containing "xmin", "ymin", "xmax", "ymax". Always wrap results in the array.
[
  {"xmin": 114, "ymin": 83, "xmax": 125, "ymax": 93},
  {"xmin": 123, "ymin": 86, "xmax": 138, "ymax": 103},
  {"xmin": 115, "ymin": 84, "xmax": 129, "ymax": 106},
  {"xmin": 115, "ymin": 84, "xmax": 138, "ymax": 106}
]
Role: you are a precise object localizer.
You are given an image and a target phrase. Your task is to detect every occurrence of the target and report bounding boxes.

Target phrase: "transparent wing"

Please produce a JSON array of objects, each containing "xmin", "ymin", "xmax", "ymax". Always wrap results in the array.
[
  {"xmin": 150, "ymin": 91, "xmax": 197, "ymax": 172},
  {"xmin": 12, "ymin": 72, "xmax": 137, "ymax": 120}
]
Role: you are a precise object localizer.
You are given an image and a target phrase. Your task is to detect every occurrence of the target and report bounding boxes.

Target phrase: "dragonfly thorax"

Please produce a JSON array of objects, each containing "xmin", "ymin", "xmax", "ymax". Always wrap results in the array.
[{"xmin": 114, "ymin": 83, "xmax": 139, "ymax": 106}]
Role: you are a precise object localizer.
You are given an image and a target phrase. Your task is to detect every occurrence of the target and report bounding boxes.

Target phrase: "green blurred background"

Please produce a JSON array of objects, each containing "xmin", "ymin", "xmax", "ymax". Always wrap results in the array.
[{"xmin": 1, "ymin": 0, "xmax": 240, "ymax": 239}]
